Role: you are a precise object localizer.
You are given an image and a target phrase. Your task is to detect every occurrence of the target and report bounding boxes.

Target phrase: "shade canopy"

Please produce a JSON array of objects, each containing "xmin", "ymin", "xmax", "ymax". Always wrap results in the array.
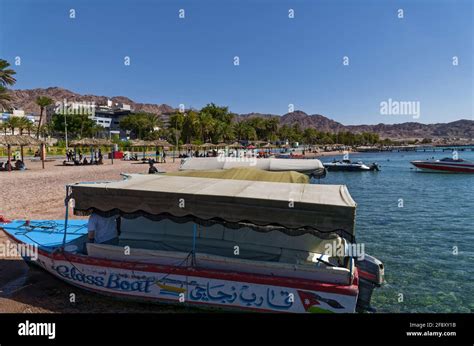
[
  {"xmin": 70, "ymin": 174, "xmax": 356, "ymax": 238},
  {"xmin": 0, "ymin": 135, "xmax": 43, "ymax": 147},
  {"xmin": 128, "ymin": 139, "xmax": 171, "ymax": 148},
  {"xmin": 181, "ymin": 143, "xmax": 195, "ymax": 149},
  {"xmin": 229, "ymin": 142, "xmax": 243, "ymax": 148},
  {"xmin": 70, "ymin": 138, "xmax": 112, "ymax": 146},
  {"xmin": 128, "ymin": 139, "xmax": 149, "ymax": 147}
]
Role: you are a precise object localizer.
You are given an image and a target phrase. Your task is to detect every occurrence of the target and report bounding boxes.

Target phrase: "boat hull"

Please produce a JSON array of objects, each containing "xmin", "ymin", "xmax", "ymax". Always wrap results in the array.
[
  {"xmin": 2, "ymin": 230, "xmax": 359, "ymax": 313},
  {"xmin": 323, "ymin": 164, "xmax": 370, "ymax": 172},
  {"xmin": 410, "ymin": 161, "xmax": 474, "ymax": 173}
]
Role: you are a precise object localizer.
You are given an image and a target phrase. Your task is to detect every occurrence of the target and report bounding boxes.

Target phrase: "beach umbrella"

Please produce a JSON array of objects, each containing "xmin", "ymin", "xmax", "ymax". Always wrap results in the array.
[
  {"xmin": 70, "ymin": 138, "xmax": 112, "ymax": 146},
  {"xmin": 129, "ymin": 139, "xmax": 149, "ymax": 147},
  {"xmin": 0, "ymin": 135, "xmax": 44, "ymax": 171},
  {"xmin": 229, "ymin": 142, "xmax": 243, "ymax": 148}
]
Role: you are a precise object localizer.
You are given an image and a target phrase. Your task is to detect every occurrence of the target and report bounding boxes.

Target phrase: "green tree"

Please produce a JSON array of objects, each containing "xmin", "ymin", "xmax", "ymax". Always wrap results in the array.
[
  {"xmin": 0, "ymin": 59, "xmax": 17, "ymax": 86},
  {"xmin": 51, "ymin": 113, "xmax": 103, "ymax": 139},
  {"xmin": 120, "ymin": 112, "xmax": 161, "ymax": 139},
  {"xmin": 0, "ymin": 60, "xmax": 16, "ymax": 111},
  {"xmin": 35, "ymin": 96, "xmax": 54, "ymax": 138},
  {"xmin": 5, "ymin": 116, "xmax": 21, "ymax": 135},
  {"xmin": 0, "ymin": 86, "xmax": 12, "ymax": 111}
]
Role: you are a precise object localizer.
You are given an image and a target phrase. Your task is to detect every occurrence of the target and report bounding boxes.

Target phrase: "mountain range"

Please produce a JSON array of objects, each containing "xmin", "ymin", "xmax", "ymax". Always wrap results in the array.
[{"xmin": 7, "ymin": 87, "xmax": 473, "ymax": 140}]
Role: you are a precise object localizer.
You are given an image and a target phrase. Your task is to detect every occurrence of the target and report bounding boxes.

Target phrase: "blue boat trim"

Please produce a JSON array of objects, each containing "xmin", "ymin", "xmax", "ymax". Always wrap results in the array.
[{"xmin": 1, "ymin": 219, "xmax": 88, "ymax": 252}]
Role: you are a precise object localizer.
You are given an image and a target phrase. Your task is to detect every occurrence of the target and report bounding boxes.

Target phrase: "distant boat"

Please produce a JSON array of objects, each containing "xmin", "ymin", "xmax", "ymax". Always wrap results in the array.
[
  {"xmin": 323, "ymin": 159, "xmax": 380, "ymax": 172},
  {"xmin": 410, "ymin": 157, "xmax": 474, "ymax": 173}
]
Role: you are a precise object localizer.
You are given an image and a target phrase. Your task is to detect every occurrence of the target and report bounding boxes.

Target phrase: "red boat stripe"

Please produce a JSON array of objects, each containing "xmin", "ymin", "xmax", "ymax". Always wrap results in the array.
[{"xmin": 358, "ymin": 269, "xmax": 377, "ymax": 282}]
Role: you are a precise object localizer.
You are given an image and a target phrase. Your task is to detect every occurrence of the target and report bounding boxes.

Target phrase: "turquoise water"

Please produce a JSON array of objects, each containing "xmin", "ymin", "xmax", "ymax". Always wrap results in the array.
[{"xmin": 318, "ymin": 150, "xmax": 474, "ymax": 313}]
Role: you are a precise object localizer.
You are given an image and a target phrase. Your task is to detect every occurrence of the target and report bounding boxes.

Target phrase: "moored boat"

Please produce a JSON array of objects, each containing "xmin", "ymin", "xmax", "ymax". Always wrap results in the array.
[
  {"xmin": 410, "ymin": 157, "xmax": 474, "ymax": 173},
  {"xmin": 180, "ymin": 157, "xmax": 327, "ymax": 178},
  {"xmin": 1, "ymin": 172, "xmax": 383, "ymax": 313},
  {"xmin": 323, "ymin": 159, "xmax": 380, "ymax": 172}
]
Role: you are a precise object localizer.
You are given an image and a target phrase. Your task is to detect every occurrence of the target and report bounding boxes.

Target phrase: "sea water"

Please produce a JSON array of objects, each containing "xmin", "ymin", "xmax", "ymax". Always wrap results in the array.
[{"xmin": 316, "ymin": 150, "xmax": 474, "ymax": 313}]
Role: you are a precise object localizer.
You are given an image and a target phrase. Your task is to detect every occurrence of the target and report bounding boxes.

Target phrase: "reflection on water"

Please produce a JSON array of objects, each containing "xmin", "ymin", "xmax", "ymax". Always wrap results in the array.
[{"xmin": 315, "ymin": 150, "xmax": 474, "ymax": 313}]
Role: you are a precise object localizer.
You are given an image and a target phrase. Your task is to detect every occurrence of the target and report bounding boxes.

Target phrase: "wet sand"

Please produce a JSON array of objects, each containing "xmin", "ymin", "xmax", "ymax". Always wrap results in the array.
[{"xmin": 0, "ymin": 159, "xmax": 182, "ymax": 313}]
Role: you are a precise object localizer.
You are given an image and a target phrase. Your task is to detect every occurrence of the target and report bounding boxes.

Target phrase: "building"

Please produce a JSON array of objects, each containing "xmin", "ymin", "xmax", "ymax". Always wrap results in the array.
[
  {"xmin": 90, "ymin": 100, "xmax": 133, "ymax": 138},
  {"xmin": 55, "ymin": 99, "xmax": 133, "ymax": 138}
]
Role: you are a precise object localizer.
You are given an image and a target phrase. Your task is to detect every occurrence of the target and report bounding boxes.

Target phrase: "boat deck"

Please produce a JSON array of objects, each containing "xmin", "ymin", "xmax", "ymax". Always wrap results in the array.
[{"xmin": 1, "ymin": 219, "xmax": 88, "ymax": 251}]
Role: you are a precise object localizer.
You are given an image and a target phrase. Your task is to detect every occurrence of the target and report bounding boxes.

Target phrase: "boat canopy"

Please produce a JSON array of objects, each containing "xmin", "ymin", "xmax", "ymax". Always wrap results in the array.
[
  {"xmin": 167, "ymin": 167, "xmax": 310, "ymax": 184},
  {"xmin": 70, "ymin": 174, "xmax": 356, "ymax": 239},
  {"xmin": 180, "ymin": 157, "xmax": 326, "ymax": 176}
]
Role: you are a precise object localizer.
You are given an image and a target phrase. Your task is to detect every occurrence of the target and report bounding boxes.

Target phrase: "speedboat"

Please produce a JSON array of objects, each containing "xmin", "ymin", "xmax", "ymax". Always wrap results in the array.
[
  {"xmin": 410, "ymin": 157, "xmax": 474, "ymax": 173},
  {"xmin": 323, "ymin": 159, "xmax": 380, "ymax": 172},
  {"xmin": 411, "ymin": 157, "xmax": 474, "ymax": 173},
  {"xmin": 1, "ymin": 170, "xmax": 384, "ymax": 313}
]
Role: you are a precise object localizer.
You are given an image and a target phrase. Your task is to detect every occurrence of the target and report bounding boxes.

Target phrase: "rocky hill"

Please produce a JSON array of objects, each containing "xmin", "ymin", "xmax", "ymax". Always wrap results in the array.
[{"xmin": 7, "ymin": 87, "xmax": 473, "ymax": 140}]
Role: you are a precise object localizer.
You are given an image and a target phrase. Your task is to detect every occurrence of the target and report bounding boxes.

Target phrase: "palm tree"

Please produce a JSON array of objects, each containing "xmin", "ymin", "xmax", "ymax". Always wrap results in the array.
[
  {"xmin": 198, "ymin": 112, "xmax": 215, "ymax": 143},
  {"xmin": 17, "ymin": 117, "xmax": 32, "ymax": 135},
  {"xmin": 5, "ymin": 116, "xmax": 21, "ymax": 135},
  {"xmin": 35, "ymin": 96, "xmax": 54, "ymax": 138},
  {"xmin": 0, "ymin": 60, "xmax": 17, "ymax": 112},
  {"xmin": 0, "ymin": 85, "xmax": 12, "ymax": 111},
  {"xmin": 0, "ymin": 122, "xmax": 6, "ymax": 135},
  {"xmin": 0, "ymin": 59, "xmax": 17, "ymax": 86},
  {"xmin": 24, "ymin": 119, "xmax": 35, "ymax": 136}
]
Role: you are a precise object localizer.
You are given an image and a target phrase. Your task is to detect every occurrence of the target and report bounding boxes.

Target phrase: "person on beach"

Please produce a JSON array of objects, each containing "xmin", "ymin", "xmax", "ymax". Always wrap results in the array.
[
  {"xmin": 15, "ymin": 160, "xmax": 25, "ymax": 170},
  {"xmin": 148, "ymin": 160, "xmax": 158, "ymax": 174},
  {"xmin": 87, "ymin": 213, "xmax": 119, "ymax": 245}
]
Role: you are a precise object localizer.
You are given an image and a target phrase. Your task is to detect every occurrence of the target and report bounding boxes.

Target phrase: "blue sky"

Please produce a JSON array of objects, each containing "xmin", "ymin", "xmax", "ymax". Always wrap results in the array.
[{"xmin": 0, "ymin": 0, "xmax": 472, "ymax": 124}]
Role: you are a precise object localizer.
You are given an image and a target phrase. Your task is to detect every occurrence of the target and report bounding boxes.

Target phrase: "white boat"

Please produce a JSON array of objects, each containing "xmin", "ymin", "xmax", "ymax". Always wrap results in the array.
[
  {"xmin": 323, "ymin": 159, "xmax": 380, "ymax": 172},
  {"xmin": 1, "ymin": 172, "xmax": 383, "ymax": 313},
  {"xmin": 180, "ymin": 157, "xmax": 327, "ymax": 178},
  {"xmin": 410, "ymin": 157, "xmax": 474, "ymax": 173}
]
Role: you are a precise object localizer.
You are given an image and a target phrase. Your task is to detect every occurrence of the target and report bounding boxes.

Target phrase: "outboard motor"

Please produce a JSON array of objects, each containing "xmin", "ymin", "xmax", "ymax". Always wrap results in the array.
[
  {"xmin": 356, "ymin": 254, "xmax": 384, "ymax": 312},
  {"xmin": 311, "ymin": 167, "xmax": 328, "ymax": 180},
  {"xmin": 369, "ymin": 163, "xmax": 380, "ymax": 171}
]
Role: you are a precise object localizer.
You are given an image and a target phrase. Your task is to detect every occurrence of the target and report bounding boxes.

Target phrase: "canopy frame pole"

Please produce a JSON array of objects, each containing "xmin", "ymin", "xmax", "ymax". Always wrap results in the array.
[
  {"xmin": 20, "ymin": 145, "xmax": 24, "ymax": 163},
  {"xmin": 41, "ymin": 143, "xmax": 45, "ymax": 169},
  {"xmin": 7, "ymin": 144, "xmax": 11, "ymax": 172},
  {"xmin": 62, "ymin": 185, "xmax": 71, "ymax": 249},
  {"xmin": 111, "ymin": 144, "xmax": 114, "ymax": 165},
  {"xmin": 191, "ymin": 223, "xmax": 197, "ymax": 266}
]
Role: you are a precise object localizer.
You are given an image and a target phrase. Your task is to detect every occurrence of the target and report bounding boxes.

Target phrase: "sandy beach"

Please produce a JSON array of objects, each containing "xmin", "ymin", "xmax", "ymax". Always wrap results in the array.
[{"xmin": 0, "ymin": 158, "xmax": 183, "ymax": 313}]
